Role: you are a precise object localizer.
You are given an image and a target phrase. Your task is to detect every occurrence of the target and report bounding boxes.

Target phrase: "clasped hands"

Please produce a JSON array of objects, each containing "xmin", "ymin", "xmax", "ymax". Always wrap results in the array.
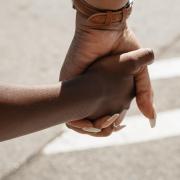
[{"xmin": 59, "ymin": 0, "xmax": 157, "ymax": 137}]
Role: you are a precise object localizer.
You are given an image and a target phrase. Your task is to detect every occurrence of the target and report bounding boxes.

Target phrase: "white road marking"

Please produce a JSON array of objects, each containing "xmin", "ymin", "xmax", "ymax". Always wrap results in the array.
[
  {"xmin": 42, "ymin": 58, "xmax": 180, "ymax": 155},
  {"xmin": 43, "ymin": 109, "xmax": 180, "ymax": 155},
  {"xmin": 149, "ymin": 58, "xmax": 180, "ymax": 80}
]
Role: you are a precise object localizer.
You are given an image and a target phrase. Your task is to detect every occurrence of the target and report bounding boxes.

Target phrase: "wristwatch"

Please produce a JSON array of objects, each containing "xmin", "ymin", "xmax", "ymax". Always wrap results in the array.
[{"xmin": 125, "ymin": 0, "xmax": 134, "ymax": 8}]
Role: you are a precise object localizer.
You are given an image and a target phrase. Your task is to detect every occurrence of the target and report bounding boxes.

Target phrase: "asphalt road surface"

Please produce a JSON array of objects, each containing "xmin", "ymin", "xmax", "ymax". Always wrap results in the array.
[{"xmin": 0, "ymin": 0, "xmax": 180, "ymax": 180}]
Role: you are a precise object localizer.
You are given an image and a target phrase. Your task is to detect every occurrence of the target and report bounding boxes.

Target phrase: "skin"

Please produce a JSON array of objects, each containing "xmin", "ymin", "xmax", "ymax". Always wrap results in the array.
[
  {"xmin": 60, "ymin": 0, "xmax": 156, "ymax": 136},
  {"xmin": 85, "ymin": 0, "xmax": 128, "ymax": 10},
  {"xmin": 0, "ymin": 49, "xmax": 154, "ymax": 142}
]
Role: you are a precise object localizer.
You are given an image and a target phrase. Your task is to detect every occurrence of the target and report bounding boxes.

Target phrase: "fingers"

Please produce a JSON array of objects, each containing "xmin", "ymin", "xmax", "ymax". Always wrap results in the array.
[
  {"xmin": 113, "ymin": 125, "xmax": 126, "ymax": 132},
  {"xmin": 113, "ymin": 110, "xmax": 127, "ymax": 126},
  {"xmin": 66, "ymin": 123, "xmax": 112, "ymax": 137},
  {"xmin": 93, "ymin": 112, "xmax": 127, "ymax": 136},
  {"xmin": 135, "ymin": 67, "xmax": 157, "ymax": 128},
  {"xmin": 93, "ymin": 114, "xmax": 120, "ymax": 129},
  {"xmin": 66, "ymin": 124, "xmax": 92, "ymax": 135},
  {"xmin": 67, "ymin": 123, "xmax": 126, "ymax": 137},
  {"xmin": 67, "ymin": 124, "xmax": 113, "ymax": 137},
  {"xmin": 120, "ymin": 48, "xmax": 154, "ymax": 74},
  {"xmin": 92, "ymin": 126, "xmax": 114, "ymax": 137},
  {"xmin": 112, "ymin": 110, "xmax": 127, "ymax": 132},
  {"xmin": 67, "ymin": 115, "xmax": 119, "ymax": 134},
  {"xmin": 66, "ymin": 112, "xmax": 127, "ymax": 137},
  {"xmin": 119, "ymin": 48, "xmax": 157, "ymax": 127},
  {"xmin": 67, "ymin": 119, "xmax": 94, "ymax": 129},
  {"xmin": 93, "ymin": 110, "xmax": 127, "ymax": 129}
]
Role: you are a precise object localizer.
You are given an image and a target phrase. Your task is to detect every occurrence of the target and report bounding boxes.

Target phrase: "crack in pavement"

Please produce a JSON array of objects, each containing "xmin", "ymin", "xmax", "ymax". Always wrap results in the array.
[{"xmin": 1, "ymin": 130, "xmax": 65, "ymax": 180}]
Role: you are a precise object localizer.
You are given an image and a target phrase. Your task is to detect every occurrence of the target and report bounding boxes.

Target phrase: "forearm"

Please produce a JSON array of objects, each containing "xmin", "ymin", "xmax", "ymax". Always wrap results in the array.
[
  {"xmin": 85, "ymin": 0, "xmax": 128, "ymax": 10},
  {"xmin": 0, "ymin": 75, "xmax": 99, "ymax": 141}
]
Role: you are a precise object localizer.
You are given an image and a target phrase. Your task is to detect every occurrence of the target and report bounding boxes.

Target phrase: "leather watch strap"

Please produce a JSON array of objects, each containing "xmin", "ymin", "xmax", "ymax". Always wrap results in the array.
[{"xmin": 73, "ymin": 0, "xmax": 133, "ymax": 26}]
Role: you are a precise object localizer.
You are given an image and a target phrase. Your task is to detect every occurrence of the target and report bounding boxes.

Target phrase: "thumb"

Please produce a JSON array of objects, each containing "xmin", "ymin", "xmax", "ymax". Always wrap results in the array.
[
  {"xmin": 120, "ymin": 48, "xmax": 156, "ymax": 128},
  {"xmin": 119, "ymin": 48, "xmax": 154, "ymax": 74}
]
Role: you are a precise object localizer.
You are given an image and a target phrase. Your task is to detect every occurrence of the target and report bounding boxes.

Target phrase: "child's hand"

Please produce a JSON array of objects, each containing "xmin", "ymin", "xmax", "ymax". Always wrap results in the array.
[{"xmin": 66, "ymin": 49, "xmax": 154, "ymax": 137}]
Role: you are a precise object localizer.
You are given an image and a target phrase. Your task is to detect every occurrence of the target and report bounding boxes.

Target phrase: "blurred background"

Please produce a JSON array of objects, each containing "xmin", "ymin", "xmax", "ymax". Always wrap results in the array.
[{"xmin": 0, "ymin": 0, "xmax": 180, "ymax": 179}]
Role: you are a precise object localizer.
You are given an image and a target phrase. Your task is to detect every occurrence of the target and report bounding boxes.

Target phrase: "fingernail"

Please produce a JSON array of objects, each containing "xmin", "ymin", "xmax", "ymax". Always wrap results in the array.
[
  {"xmin": 116, "ymin": 125, "xmax": 126, "ymax": 129},
  {"xmin": 102, "ymin": 114, "xmax": 120, "ymax": 129},
  {"xmin": 149, "ymin": 105, "xmax": 157, "ymax": 128},
  {"xmin": 82, "ymin": 127, "xmax": 101, "ymax": 133},
  {"xmin": 113, "ymin": 125, "xmax": 126, "ymax": 132},
  {"xmin": 119, "ymin": 125, "xmax": 126, "ymax": 129},
  {"xmin": 118, "ymin": 110, "xmax": 127, "ymax": 122},
  {"xmin": 149, "ymin": 119, "xmax": 156, "ymax": 128},
  {"xmin": 107, "ymin": 114, "xmax": 120, "ymax": 122},
  {"xmin": 146, "ymin": 48, "xmax": 155, "ymax": 59}
]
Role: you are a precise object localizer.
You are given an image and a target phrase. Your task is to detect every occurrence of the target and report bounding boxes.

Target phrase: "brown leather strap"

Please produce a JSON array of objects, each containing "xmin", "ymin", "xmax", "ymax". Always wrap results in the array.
[
  {"xmin": 73, "ymin": 0, "xmax": 100, "ymax": 17},
  {"xmin": 73, "ymin": 0, "xmax": 133, "ymax": 26}
]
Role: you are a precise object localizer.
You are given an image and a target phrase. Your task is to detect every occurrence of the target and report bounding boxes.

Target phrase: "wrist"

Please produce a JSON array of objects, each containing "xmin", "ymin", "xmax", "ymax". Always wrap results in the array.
[
  {"xmin": 85, "ymin": 0, "xmax": 129, "ymax": 10},
  {"xmin": 73, "ymin": 0, "xmax": 133, "ymax": 30},
  {"xmin": 58, "ymin": 74, "xmax": 102, "ymax": 121}
]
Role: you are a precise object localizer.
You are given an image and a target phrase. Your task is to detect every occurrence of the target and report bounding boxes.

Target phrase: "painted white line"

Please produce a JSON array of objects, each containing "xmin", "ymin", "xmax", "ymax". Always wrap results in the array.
[
  {"xmin": 149, "ymin": 58, "xmax": 180, "ymax": 80},
  {"xmin": 43, "ymin": 109, "xmax": 180, "ymax": 155},
  {"xmin": 42, "ymin": 57, "xmax": 180, "ymax": 155}
]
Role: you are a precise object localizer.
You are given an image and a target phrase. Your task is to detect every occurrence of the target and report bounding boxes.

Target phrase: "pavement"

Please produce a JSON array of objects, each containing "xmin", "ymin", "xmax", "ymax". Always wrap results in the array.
[{"xmin": 0, "ymin": 0, "xmax": 180, "ymax": 180}]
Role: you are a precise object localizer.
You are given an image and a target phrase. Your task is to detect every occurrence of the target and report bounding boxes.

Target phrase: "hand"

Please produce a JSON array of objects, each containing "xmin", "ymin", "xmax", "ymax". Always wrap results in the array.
[
  {"xmin": 66, "ymin": 49, "xmax": 154, "ymax": 137},
  {"xmin": 60, "ymin": 2, "xmax": 156, "ymax": 136}
]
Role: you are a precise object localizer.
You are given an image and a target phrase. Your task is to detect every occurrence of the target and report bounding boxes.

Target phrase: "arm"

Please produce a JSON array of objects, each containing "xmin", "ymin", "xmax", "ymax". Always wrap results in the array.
[
  {"xmin": 0, "ymin": 49, "xmax": 154, "ymax": 141},
  {"xmin": 0, "ymin": 75, "xmax": 99, "ymax": 142},
  {"xmin": 62, "ymin": 0, "xmax": 156, "ymax": 137},
  {"xmin": 85, "ymin": 0, "xmax": 128, "ymax": 10}
]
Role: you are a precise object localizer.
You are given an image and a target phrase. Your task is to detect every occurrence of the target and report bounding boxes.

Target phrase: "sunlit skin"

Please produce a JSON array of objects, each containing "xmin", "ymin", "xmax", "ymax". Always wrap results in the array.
[
  {"xmin": 0, "ymin": 49, "xmax": 154, "ymax": 142},
  {"xmin": 60, "ymin": 0, "xmax": 156, "ymax": 137},
  {"xmin": 85, "ymin": 0, "xmax": 128, "ymax": 10}
]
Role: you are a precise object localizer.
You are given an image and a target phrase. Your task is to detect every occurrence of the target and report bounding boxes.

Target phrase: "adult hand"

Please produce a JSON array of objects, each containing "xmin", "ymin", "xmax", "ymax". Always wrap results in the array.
[{"xmin": 60, "ymin": 1, "xmax": 156, "ymax": 136}]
